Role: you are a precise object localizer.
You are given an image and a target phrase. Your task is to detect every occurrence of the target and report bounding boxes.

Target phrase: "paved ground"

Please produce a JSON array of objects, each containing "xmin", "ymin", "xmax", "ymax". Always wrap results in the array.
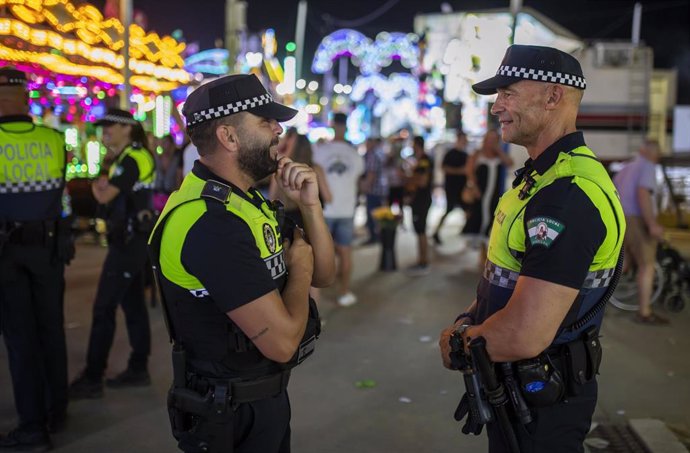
[{"xmin": 1, "ymin": 206, "xmax": 689, "ymax": 452}]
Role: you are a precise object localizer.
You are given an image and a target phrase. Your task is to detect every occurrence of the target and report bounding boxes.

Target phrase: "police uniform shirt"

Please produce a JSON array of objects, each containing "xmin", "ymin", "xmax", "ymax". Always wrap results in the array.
[
  {"xmin": 177, "ymin": 161, "xmax": 283, "ymax": 314},
  {"xmin": 0, "ymin": 115, "xmax": 66, "ymax": 222},
  {"xmin": 519, "ymin": 132, "xmax": 606, "ymax": 288},
  {"xmin": 109, "ymin": 153, "xmax": 140, "ymax": 194},
  {"xmin": 477, "ymin": 132, "xmax": 608, "ymax": 339},
  {"xmin": 105, "ymin": 148, "xmax": 153, "ymax": 222}
]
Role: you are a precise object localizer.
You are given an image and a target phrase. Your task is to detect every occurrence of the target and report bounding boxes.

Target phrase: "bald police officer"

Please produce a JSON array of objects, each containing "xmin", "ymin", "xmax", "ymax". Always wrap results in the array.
[
  {"xmin": 0, "ymin": 68, "xmax": 71, "ymax": 451},
  {"xmin": 149, "ymin": 74, "xmax": 335, "ymax": 452},
  {"xmin": 439, "ymin": 45, "xmax": 625, "ymax": 452}
]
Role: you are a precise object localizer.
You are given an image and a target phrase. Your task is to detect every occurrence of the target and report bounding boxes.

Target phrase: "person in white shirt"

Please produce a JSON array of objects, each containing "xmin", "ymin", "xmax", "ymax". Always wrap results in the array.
[
  {"xmin": 313, "ymin": 113, "xmax": 364, "ymax": 306},
  {"xmin": 182, "ymin": 141, "xmax": 200, "ymax": 176}
]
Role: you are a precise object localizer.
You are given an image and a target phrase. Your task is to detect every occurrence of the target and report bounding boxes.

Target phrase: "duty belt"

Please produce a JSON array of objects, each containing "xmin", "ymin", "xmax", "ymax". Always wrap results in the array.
[{"xmin": 190, "ymin": 370, "xmax": 291, "ymax": 404}]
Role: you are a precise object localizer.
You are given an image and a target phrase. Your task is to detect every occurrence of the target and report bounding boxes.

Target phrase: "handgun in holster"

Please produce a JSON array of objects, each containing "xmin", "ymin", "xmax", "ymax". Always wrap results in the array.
[{"xmin": 168, "ymin": 346, "xmax": 235, "ymax": 440}]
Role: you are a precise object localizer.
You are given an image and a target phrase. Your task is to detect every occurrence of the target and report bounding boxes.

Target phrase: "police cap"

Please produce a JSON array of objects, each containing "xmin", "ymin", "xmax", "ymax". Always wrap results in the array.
[
  {"xmin": 472, "ymin": 45, "xmax": 586, "ymax": 95},
  {"xmin": 183, "ymin": 73, "xmax": 297, "ymax": 129},
  {"xmin": 0, "ymin": 68, "xmax": 27, "ymax": 87},
  {"xmin": 95, "ymin": 108, "xmax": 140, "ymax": 127}
]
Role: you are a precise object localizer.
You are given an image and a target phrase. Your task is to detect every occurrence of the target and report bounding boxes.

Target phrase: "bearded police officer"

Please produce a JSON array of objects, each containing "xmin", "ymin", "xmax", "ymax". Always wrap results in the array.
[
  {"xmin": 0, "ymin": 68, "xmax": 72, "ymax": 451},
  {"xmin": 69, "ymin": 109, "xmax": 156, "ymax": 399},
  {"xmin": 439, "ymin": 45, "xmax": 625, "ymax": 452},
  {"xmin": 149, "ymin": 74, "xmax": 335, "ymax": 453}
]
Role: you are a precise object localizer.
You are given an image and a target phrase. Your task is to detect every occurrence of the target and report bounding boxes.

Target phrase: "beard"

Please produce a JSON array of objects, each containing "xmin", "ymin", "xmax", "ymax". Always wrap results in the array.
[{"xmin": 237, "ymin": 135, "xmax": 280, "ymax": 181}]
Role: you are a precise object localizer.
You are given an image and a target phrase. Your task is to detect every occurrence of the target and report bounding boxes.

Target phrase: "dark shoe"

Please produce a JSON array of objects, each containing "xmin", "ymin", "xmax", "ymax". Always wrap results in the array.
[
  {"xmin": 69, "ymin": 373, "xmax": 104, "ymax": 400},
  {"xmin": 432, "ymin": 232, "xmax": 442, "ymax": 245},
  {"xmin": 46, "ymin": 412, "xmax": 67, "ymax": 434},
  {"xmin": 406, "ymin": 263, "xmax": 431, "ymax": 277},
  {"xmin": 0, "ymin": 427, "xmax": 52, "ymax": 452},
  {"xmin": 105, "ymin": 369, "xmax": 151, "ymax": 388},
  {"xmin": 634, "ymin": 312, "xmax": 670, "ymax": 325}
]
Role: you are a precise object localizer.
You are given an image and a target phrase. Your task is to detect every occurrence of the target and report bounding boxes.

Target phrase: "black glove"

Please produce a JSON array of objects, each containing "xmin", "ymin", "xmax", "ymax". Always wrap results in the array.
[{"xmin": 454, "ymin": 393, "xmax": 484, "ymax": 435}]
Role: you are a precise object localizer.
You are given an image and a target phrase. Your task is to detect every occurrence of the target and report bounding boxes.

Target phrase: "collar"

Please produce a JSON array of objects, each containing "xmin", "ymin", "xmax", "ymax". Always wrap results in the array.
[
  {"xmin": 530, "ymin": 131, "xmax": 586, "ymax": 175},
  {"xmin": 0, "ymin": 115, "xmax": 33, "ymax": 124},
  {"xmin": 191, "ymin": 160, "xmax": 263, "ymax": 206}
]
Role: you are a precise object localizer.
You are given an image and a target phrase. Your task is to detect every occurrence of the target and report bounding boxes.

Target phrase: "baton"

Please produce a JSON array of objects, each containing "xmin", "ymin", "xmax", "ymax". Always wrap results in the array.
[{"xmin": 469, "ymin": 337, "xmax": 521, "ymax": 453}]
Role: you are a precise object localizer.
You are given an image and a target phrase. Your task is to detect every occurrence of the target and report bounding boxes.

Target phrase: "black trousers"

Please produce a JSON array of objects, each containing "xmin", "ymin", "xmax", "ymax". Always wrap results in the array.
[
  {"xmin": 487, "ymin": 380, "xmax": 598, "ymax": 453},
  {"xmin": 179, "ymin": 391, "xmax": 291, "ymax": 453},
  {"xmin": 0, "ymin": 243, "xmax": 68, "ymax": 430},
  {"xmin": 84, "ymin": 233, "xmax": 150, "ymax": 378}
]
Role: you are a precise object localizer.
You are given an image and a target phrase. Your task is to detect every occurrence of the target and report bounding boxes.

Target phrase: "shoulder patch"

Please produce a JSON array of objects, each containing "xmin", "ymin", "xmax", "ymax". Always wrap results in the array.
[{"xmin": 527, "ymin": 216, "xmax": 565, "ymax": 248}]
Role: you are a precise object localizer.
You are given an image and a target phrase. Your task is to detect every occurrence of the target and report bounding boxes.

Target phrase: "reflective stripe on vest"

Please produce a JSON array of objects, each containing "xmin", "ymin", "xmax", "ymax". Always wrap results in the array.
[
  {"xmin": 109, "ymin": 146, "xmax": 155, "ymax": 191},
  {"xmin": 150, "ymin": 171, "xmax": 284, "ymax": 294},
  {"xmin": 487, "ymin": 146, "xmax": 625, "ymax": 279},
  {"xmin": 0, "ymin": 123, "xmax": 65, "ymax": 194}
]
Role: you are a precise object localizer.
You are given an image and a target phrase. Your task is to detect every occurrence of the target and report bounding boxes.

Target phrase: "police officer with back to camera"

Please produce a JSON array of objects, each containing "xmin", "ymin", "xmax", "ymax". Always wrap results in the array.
[
  {"xmin": 438, "ymin": 45, "xmax": 626, "ymax": 452},
  {"xmin": 0, "ymin": 68, "xmax": 73, "ymax": 451},
  {"xmin": 68, "ymin": 109, "xmax": 156, "ymax": 399},
  {"xmin": 148, "ymin": 73, "xmax": 335, "ymax": 453}
]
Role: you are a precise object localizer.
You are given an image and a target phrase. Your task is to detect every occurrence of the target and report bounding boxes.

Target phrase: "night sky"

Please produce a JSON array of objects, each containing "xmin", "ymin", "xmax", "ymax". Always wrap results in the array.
[{"xmin": 89, "ymin": 0, "xmax": 690, "ymax": 102}]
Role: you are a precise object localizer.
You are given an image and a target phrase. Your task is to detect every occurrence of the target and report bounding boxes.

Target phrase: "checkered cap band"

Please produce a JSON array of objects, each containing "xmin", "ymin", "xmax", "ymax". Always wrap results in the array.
[
  {"xmin": 497, "ymin": 65, "xmax": 587, "ymax": 89},
  {"xmin": 484, "ymin": 261, "xmax": 520, "ymax": 289},
  {"xmin": 0, "ymin": 178, "xmax": 62, "ymax": 194},
  {"xmin": 100, "ymin": 114, "xmax": 139, "ymax": 125},
  {"xmin": 265, "ymin": 252, "xmax": 286, "ymax": 280},
  {"xmin": 187, "ymin": 93, "xmax": 274, "ymax": 127},
  {"xmin": 583, "ymin": 267, "xmax": 615, "ymax": 289},
  {"xmin": 189, "ymin": 289, "xmax": 209, "ymax": 298}
]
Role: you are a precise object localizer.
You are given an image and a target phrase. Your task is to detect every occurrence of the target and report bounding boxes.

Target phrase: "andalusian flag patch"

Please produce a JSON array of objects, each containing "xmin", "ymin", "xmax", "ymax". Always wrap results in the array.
[{"xmin": 527, "ymin": 216, "xmax": 565, "ymax": 248}]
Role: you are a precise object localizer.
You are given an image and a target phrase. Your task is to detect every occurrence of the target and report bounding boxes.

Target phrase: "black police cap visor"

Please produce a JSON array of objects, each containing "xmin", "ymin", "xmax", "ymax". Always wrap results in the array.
[
  {"xmin": 0, "ymin": 68, "xmax": 27, "ymax": 86},
  {"xmin": 472, "ymin": 45, "xmax": 586, "ymax": 95},
  {"xmin": 94, "ymin": 108, "xmax": 139, "ymax": 127},
  {"xmin": 183, "ymin": 74, "xmax": 297, "ymax": 127}
]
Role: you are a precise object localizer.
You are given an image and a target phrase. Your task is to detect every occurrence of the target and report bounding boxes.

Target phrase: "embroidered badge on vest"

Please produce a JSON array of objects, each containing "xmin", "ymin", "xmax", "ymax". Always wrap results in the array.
[
  {"xmin": 527, "ymin": 216, "xmax": 565, "ymax": 248},
  {"xmin": 496, "ymin": 210, "xmax": 506, "ymax": 225},
  {"xmin": 263, "ymin": 223, "xmax": 277, "ymax": 253}
]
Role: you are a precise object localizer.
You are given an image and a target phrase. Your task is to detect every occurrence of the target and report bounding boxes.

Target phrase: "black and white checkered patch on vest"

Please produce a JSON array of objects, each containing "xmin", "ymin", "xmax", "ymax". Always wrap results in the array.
[
  {"xmin": 582, "ymin": 267, "xmax": 615, "ymax": 289},
  {"xmin": 0, "ymin": 178, "xmax": 62, "ymax": 194},
  {"xmin": 265, "ymin": 252, "xmax": 286, "ymax": 280},
  {"xmin": 188, "ymin": 93, "xmax": 273, "ymax": 127},
  {"xmin": 497, "ymin": 65, "xmax": 587, "ymax": 89},
  {"xmin": 484, "ymin": 261, "xmax": 520, "ymax": 290}
]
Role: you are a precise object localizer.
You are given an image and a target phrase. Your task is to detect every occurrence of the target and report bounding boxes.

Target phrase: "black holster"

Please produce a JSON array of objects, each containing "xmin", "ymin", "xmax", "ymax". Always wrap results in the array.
[
  {"xmin": 168, "ymin": 345, "xmax": 235, "ymax": 453},
  {"xmin": 0, "ymin": 222, "xmax": 15, "ymax": 255},
  {"xmin": 562, "ymin": 326, "xmax": 602, "ymax": 395}
]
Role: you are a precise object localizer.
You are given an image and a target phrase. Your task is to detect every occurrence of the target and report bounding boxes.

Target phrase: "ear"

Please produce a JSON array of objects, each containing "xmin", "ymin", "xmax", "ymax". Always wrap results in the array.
[
  {"xmin": 544, "ymin": 84, "xmax": 564, "ymax": 110},
  {"xmin": 216, "ymin": 123, "xmax": 239, "ymax": 152}
]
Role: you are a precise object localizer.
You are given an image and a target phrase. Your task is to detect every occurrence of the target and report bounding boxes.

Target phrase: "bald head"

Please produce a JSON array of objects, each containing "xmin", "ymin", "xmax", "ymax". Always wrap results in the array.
[{"xmin": 640, "ymin": 139, "xmax": 661, "ymax": 163}]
